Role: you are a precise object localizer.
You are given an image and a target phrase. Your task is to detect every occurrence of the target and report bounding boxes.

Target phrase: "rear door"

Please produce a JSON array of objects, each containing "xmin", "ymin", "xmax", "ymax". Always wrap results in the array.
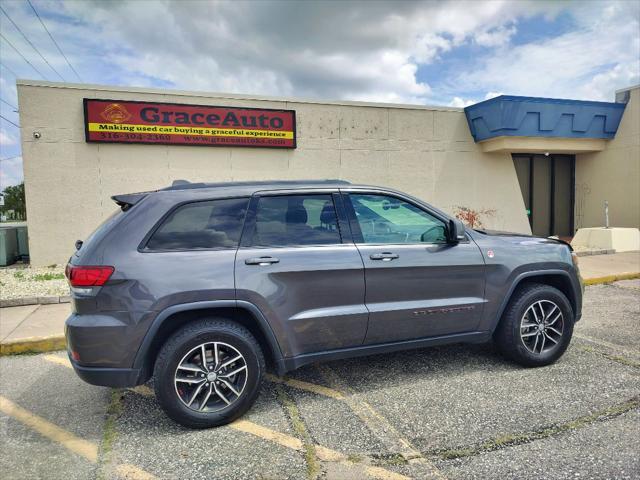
[
  {"xmin": 343, "ymin": 190, "xmax": 486, "ymax": 344},
  {"xmin": 234, "ymin": 191, "xmax": 367, "ymax": 358}
]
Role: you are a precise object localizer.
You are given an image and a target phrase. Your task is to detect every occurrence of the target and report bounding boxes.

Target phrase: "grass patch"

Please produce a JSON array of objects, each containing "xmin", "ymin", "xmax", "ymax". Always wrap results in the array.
[
  {"xmin": 33, "ymin": 272, "xmax": 65, "ymax": 281},
  {"xmin": 429, "ymin": 396, "xmax": 639, "ymax": 461},
  {"xmin": 13, "ymin": 271, "xmax": 25, "ymax": 280},
  {"xmin": 97, "ymin": 389, "xmax": 124, "ymax": 480},
  {"xmin": 578, "ymin": 345, "xmax": 640, "ymax": 369},
  {"xmin": 370, "ymin": 452, "xmax": 408, "ymax": 466},
  {"xmin": 275, "ymin": 384, "xmax": 320, "ymax": 479}
]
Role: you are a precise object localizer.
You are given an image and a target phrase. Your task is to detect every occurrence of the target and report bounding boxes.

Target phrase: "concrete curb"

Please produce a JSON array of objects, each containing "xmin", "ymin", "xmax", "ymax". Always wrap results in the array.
[
  {"xmin": 0, "ymin": 335, "xmax": 66, "ymax": 356},
  {"xmin": 575, "ymin": 249, "xmax": 616, "ymax": 257},
  {"xmin": 0, "ymin": 296, "xmax": 71, "ymax": 308},
  {"xmin": 583, "ymin": 272, "xmax": 640, "ymax": 286}
]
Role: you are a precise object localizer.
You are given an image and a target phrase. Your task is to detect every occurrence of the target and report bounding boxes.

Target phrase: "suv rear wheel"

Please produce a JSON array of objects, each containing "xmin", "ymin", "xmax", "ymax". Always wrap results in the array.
[
  {"xmin": 154, "ymin": 318, "xmax": 265, "ymax": 428},
  {"xmin": 494, "ymin": 283, "xmax": 574, "ymax": 367}
]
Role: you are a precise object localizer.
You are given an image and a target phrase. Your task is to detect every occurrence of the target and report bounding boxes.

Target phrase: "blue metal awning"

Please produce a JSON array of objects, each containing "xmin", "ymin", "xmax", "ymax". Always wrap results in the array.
[{"xmin": 464, "ymin": 95, "xmax": 626, "ymax": 142}]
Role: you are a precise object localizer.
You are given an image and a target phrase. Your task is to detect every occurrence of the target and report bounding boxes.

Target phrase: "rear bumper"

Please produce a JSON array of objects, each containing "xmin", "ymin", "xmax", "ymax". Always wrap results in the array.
[
  {"xmin": 65, "ymin": 311, "xmax": 150, "ymax": 387},
  {"xmin": 69, "ymin": 355, "xmax": 142, "ymax": 387}
]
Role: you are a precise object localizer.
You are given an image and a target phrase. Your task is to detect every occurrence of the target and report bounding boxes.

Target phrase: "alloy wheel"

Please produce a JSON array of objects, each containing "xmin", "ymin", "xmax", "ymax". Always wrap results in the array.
[
  {"xmin": 174, "ymin": 342, "xmax": 248, "ymax": 412},
  {"xmin": 519, "ymin": 300, "xmax": 564, "ymax": 355}
]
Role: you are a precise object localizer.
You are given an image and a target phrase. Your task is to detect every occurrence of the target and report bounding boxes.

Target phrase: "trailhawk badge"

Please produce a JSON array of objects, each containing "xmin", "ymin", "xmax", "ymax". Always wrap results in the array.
[{"xmin": 100, "ymin": 103, "xmax": 132, "ymax": 124}]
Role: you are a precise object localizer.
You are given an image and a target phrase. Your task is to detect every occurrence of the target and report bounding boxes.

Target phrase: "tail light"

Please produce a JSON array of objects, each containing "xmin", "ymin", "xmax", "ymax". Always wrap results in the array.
[{"xmin": 65, "ymin": 265, "xmax": 114, "ymax": 287}]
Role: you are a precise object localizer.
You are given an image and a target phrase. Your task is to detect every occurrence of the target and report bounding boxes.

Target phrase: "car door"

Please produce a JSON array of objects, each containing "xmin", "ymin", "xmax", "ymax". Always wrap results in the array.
[
  {"xmin": 235, "ymin": 191, "xmax": 367, "ymax": 358},
  {"xmin": 343, "ymin": 190, "xmax": 486, "ymax": 344}
]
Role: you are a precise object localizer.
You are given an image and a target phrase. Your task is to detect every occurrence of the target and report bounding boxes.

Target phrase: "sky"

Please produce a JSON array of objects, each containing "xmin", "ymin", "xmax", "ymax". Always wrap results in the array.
[{"xmin": 1, "ymin": 0, "xmax": 639, "ymax": 189}]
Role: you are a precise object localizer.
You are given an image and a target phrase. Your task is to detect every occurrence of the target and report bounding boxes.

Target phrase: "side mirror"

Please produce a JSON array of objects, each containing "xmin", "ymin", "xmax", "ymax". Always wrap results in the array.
[{"xmin": 447, "ymin": 219, "xmax": 466, "ymax": 244}]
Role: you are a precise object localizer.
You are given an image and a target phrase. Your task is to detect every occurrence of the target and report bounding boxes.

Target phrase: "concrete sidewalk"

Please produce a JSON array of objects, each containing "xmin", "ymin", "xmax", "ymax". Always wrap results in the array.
[
  {"xmin": 0, "ymin": 303, "xmax": 69, "ymax": 354},
  {"xmin": 578, "ymin": 251, "xmax": 640, "ymax": 280},
  {"xmin": 1, "ymin": 251, "xmax": 638, "ymax": 355}
]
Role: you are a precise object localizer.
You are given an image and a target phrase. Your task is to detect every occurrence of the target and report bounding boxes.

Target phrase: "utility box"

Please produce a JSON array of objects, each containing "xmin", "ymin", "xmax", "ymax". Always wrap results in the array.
[
  {"xmin": 16, "ymin": 225, "xmax": 29, "ymax": 257},
  {"xmin": 0, "ymin": 226, "xmax": 19, "ymax": 266}
]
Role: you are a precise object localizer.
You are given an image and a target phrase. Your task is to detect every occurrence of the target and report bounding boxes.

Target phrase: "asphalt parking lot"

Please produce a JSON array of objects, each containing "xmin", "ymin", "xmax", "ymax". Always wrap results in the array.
[{"xmin": 1, "ymin": 280, "xmax": 639, "ymax": 480}]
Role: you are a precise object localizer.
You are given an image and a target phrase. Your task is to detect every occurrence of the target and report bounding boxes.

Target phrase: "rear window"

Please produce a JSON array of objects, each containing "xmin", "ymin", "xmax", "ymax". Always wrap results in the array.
[
  {"xmin": 248, "ymin": 194, "xmax": 341, "ymax": 247},
  {"xmin": 76, "ymin": 209, "xmax": 124, "ymax": 256},
  {"xmin": 146, "ymin": 198, "xmax": 249, "ymax": 250}
]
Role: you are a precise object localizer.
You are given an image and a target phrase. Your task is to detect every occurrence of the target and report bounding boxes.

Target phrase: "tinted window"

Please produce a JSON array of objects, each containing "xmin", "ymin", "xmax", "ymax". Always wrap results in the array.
[
  {"xmin": 349, "ymin": 194, "xmax": 447, "ymax": 244},
  {"xmin": 250, "ymin": 195, "xmax": 341, "ymax": 246},
  {"xmin": 147, "ymin": 198, "xmax": 248, "ymax": 250},
  {"xmin": 78, "ymin": 209, "xmax": 124, "ymax": 255}
]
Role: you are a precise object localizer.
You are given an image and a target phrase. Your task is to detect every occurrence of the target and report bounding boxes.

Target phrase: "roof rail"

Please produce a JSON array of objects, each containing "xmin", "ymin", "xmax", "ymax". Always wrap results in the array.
[{"xmin": 160, "ymin": 179, "xmax": 351, "ymax": 191}]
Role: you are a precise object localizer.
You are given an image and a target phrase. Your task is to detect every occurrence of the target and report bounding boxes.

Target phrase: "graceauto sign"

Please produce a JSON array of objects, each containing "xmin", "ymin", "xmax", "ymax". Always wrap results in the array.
[{"xmin": 83, "ymin": 99, "xmax": 296, "ymax": 148}]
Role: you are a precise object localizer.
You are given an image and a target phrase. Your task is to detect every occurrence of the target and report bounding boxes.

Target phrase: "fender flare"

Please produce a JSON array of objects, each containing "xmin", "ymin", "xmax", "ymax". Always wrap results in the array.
[
  {"xmin": 132, "ymin": 300, "xmax": 285, "ymax": 374},
  {"xmin": 493, "ymin": 269, "xmax": 580, "ymax": 331}
]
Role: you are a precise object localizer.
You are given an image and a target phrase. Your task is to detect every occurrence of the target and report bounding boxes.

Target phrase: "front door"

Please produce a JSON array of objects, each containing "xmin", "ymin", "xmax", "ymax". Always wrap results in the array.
[
  {"xmin": 235, "ymin": 192, "xmax": 367, "ymax": 358},
  {"xmin": 512, "ymin": 154, "xmax": 575, "ymax": 238},
  {"xmin": 343, "ymin": 191, "xmax": 486, "ymax": 344}
]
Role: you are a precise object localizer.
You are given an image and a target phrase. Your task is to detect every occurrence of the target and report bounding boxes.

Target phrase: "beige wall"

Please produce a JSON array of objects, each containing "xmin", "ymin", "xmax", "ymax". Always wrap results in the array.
[
  {"xmin": 17, "ymin": 81, "xmax": 531, "ymax": 266},
  {"xmin": 575, "ymin": 86, "xmax": 640, "ymax": 229}
]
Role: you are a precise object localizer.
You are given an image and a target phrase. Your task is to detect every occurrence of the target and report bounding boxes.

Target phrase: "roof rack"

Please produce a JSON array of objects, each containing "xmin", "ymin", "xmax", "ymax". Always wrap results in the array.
[{"xmin": 160, "ymin": 179, "xmax": 351, "ymax": 191}]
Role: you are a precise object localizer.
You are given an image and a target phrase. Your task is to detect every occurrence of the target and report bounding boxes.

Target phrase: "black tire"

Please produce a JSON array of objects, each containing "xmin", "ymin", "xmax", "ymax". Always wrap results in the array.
[
  {"xmin": 494, "ymin": 283, "xmax": 574, "ymax": 367},
  {"xmin": 154, "ymin": 318, "xmax": 265, "ymax": 428}
]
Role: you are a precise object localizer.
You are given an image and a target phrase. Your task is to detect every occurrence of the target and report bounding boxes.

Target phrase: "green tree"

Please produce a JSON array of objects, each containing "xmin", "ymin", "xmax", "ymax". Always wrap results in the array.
[{"xmin": 1, "ymin": 182, "xmax": 26, "ymax": 221}]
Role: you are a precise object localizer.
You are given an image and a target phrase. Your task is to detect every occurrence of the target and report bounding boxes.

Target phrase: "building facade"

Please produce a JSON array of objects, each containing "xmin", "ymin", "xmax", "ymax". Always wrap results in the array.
[{"xmin": 15, "ymin": 80, "xmax": 639, "ymax": 266}]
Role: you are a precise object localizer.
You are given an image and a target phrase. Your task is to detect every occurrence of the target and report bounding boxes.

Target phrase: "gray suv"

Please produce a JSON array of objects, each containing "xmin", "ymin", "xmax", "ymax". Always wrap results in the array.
[{"xmin": 65, "ymin": 180, "xmax": 583, "ymax": 428}]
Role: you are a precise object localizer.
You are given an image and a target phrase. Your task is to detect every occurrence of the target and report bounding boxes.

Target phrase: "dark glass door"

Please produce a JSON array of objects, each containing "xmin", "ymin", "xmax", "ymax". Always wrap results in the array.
[{"xmin": 512, "ymin": 154, "xmax": 575, "ymax": 238}]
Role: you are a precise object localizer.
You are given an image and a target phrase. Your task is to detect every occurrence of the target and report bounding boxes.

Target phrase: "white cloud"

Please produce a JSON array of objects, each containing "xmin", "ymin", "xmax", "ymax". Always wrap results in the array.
[
  {"xmin": 53, "ymin": 0, "xmax": 570, "ymax": 103},
  {"xmin": 474, "ymin": 24, "xmax": 517, "ymax": 47},
  {"xmin": 0, "ymin": 155, "xmax": 23, "ymax": 189},
  {"xmin": 454, "ymin": 1, "xmax": 640, "ymax": 101},
  {"xmin": 0, "ymin": 129, "xmax": 16, "ymax": 146},
  {"xmin": 581, "ymin": 63, "xmax": 640, "ymax": 102},
  {"xmin": 449, "ymin": 97, "xmax": 476, "ymax": 108},
  {"xmin": 484, "ymin": 91, "xmax": 504, "ymax": 100}
]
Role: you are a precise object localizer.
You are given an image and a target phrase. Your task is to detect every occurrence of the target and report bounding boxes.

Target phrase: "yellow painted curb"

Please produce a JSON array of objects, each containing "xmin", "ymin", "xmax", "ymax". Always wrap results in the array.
[
  {"xmin": 0, "ymin": 335, "xmax": 66, "ymax": 356},
  {"xmin": 583, "ymin": 272, "xmax": 640, "ymax": 286}
]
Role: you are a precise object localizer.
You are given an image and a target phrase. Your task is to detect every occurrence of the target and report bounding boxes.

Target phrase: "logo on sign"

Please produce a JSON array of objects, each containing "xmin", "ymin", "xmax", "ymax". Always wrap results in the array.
[{"xmin": 100, "ymin": 103, "xmax": 132, "ymax": 124}]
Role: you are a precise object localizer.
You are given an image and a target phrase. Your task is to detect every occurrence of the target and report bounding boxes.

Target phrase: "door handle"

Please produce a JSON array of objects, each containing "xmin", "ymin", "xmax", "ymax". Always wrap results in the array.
[
  {"xmin": 245, "ymin": 256, "xmax": 280, "ymax": 266},
  {"xmin": 370, "ymin": 252, "xmax": 399, "ymax": 261}
]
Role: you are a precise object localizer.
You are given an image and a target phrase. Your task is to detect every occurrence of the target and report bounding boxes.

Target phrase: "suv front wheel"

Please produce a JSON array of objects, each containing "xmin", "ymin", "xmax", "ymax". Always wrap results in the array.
[
  {"xmin": 154, "ymin": 318, "xmax": 265, "ymax": 428},
  {"xmin": 494, "ymin": 283, "xmax": 574, "ymax": 367}
]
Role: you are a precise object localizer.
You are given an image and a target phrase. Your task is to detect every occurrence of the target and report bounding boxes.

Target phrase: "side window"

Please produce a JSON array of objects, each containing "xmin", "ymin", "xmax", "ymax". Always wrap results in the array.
[
  {"xmin": 249, "ymin": 194, "xmax": 341, "ymax": 247},
  {"xmin": 349, "ymin": 194, "xmax": 447, "ymax": 244},
  {"xmin": 146, "ymin": 198, "xmax": 248, "ymax": 250}
]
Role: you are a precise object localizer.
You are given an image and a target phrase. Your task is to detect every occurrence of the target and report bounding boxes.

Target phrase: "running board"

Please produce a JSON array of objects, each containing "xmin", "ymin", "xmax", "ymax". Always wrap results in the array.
[{"xmin": 279, "ymin": 331, "xmax": 491, "ymax": 372}]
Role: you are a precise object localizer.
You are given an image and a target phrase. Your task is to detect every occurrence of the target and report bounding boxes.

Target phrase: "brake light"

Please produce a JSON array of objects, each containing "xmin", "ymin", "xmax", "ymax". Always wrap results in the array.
[{"xmin": 65, "ymin": 265, "xmax": 114, "ymax": 287}]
